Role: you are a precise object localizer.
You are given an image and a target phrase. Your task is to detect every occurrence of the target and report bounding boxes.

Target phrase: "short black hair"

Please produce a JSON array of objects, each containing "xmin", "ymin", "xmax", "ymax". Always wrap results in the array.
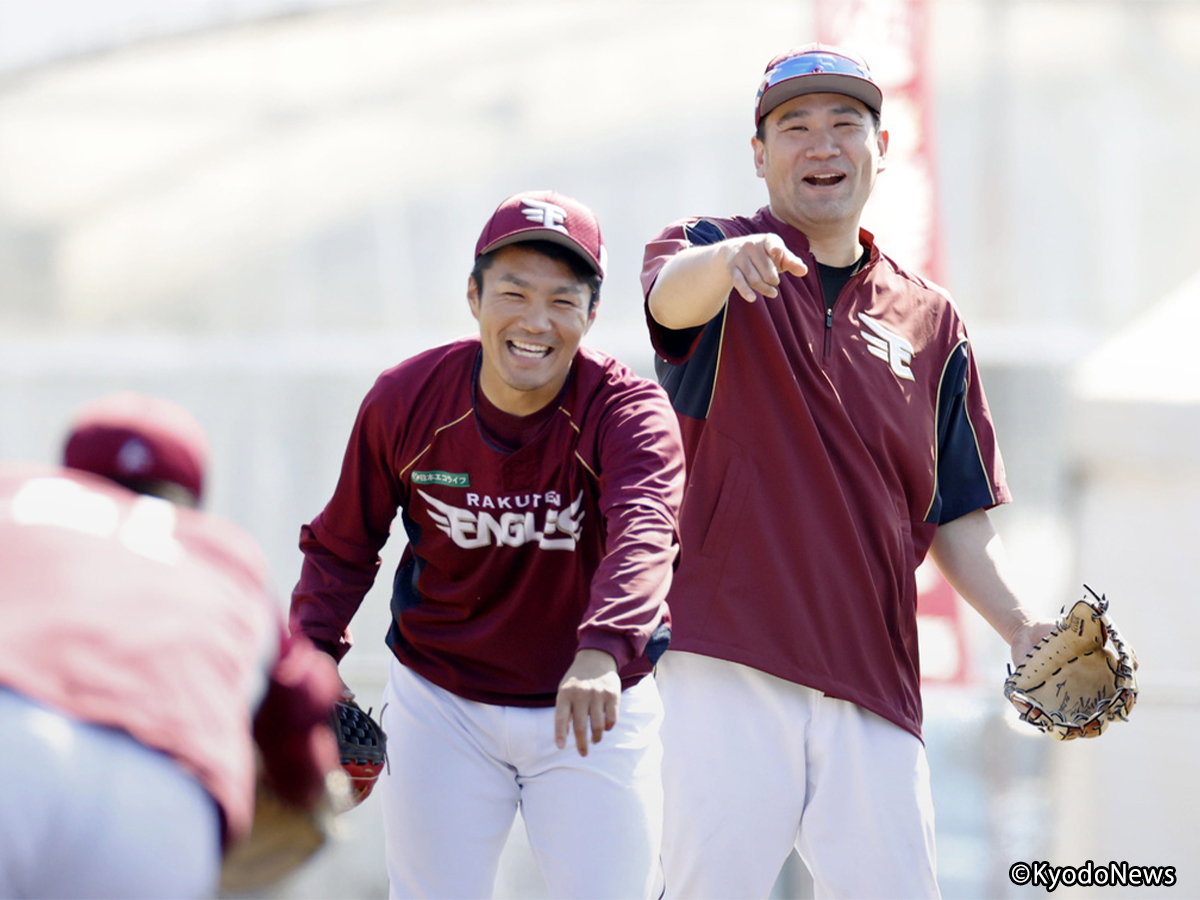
[
  {"xmin": 755, "ymin": 104, "xmax": 882, "ymax": 141},
  {"xmin": 471, "ymin": 240, "xmax": 602, "ymax": 312},
  {"xmin": 113, "ymin": 476, "xmax": 200, "ymax": 509}
]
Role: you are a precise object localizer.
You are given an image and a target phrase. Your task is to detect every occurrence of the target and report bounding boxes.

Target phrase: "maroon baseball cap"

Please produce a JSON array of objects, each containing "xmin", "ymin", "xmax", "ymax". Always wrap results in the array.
[
  {"xmin": 62, "ymin": 392, "xmax": 209, "ymax": 503},
  {"xmin": 475, "ymin": 190, "xmax": 606, "ymax": 277},
  {"xmin": 756, "ymin": 43, "xmax": 882, "ymax": 126}
]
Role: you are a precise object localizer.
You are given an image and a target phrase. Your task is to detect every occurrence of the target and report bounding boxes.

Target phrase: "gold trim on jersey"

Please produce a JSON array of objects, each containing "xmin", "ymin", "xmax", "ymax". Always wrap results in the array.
[
  {"xmin": 923, "ymin": 339, "xmax": 996, "ymax": 522},
  {"xmin": 706, "ymin": 307, "xmax": 731, "ymax": 420},
  {"xmin": 924, "ymin": 340, "xmax": 961, "ymax": 522},
  {"xmin": 397, "ymin": 408, "xmax": 475, "ymax": 481}
]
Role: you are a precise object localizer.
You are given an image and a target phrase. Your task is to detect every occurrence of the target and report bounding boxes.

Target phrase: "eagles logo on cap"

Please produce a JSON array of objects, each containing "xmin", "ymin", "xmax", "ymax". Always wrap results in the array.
[{"xmin": 475, "ymin": 190, "xmax": 606, "ymax": 277}]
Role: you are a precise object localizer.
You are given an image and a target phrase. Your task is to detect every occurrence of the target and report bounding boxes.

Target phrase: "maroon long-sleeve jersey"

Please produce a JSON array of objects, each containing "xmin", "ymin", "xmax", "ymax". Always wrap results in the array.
[{"xmin": 292, "ymin": 338, "xmax": 685, "ymax": 707}]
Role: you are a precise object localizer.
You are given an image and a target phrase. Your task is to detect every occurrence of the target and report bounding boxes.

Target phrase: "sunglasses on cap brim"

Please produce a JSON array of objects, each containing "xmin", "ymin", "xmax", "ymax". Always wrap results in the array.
[
  {"xmin": 764, "ymin": 51, "xmax": 872, "ymax": 85},
  {"xmin": 756, "ymin": 51, "xmax": 881, "ymax": 121}
]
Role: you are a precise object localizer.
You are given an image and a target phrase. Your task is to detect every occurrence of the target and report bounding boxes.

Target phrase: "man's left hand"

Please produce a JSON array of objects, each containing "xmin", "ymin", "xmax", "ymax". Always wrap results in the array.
[
  {"xmin": 554, "ymin": 649, "xmax": 620, "ymax": 757},
  {"xmin": 1008, "ymin": 618, "xmax": 1058, "ymax": 668}
]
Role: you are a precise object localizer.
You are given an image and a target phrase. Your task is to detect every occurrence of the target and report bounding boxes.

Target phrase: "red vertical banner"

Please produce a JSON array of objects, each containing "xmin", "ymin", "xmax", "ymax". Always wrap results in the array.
[
  {"xmin": 815, "ymin": 0, "xmax": 945, "ymax": 286},
  {"xmin": 816, "ymin": 0, "xmax": 969, "ymax": 686}
]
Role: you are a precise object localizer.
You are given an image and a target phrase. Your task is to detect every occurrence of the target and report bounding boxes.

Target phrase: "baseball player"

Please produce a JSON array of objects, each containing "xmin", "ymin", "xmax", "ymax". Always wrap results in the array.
[
  {"xmin": 291, "ymin": 190, "xmax": 685, "ymax": 898},
  {"xmin": 0, "ymin": 393, "xmax": 344, "ymax": 899},
  {"xmin": 641, "ymin": 45, "xmax": 1056, "ymax": 898}
]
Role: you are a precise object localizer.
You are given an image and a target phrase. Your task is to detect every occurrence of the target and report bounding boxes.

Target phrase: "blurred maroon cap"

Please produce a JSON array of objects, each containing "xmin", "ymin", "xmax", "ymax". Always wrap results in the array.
[
  {"xmin": 62, "ymin": 392, "xmax": 209, "ymax": 503},
  {"xmin": 475, "ymin": 190, "xmax": 606, "ymax": 277}
]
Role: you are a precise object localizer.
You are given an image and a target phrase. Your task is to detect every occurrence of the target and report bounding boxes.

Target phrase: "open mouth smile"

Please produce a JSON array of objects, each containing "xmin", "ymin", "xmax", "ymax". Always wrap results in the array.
[
  {"xmin": 508, "ymin": 339, "xmax": 552, "ymax": 359},
  {"xmin": 804, "ymin": 173, "xmax": 846, "ymax": 187}
]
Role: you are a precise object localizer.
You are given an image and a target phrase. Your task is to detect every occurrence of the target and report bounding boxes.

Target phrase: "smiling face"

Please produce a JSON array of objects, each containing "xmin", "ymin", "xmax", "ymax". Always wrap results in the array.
[
  {"xmin": 753, "ymin": 92, "xmax": 888, "ymax": 254},
  {"xmin": 468, "ymin": 244, "xmax": 597, "ymax": 417}
]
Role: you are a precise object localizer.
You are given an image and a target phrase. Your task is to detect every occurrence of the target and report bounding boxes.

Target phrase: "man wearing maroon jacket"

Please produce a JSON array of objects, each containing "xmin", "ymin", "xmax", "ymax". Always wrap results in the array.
[
  {"xmin": 0, "ymin": 392, "xmax": 343, "ymax": 899},
  {"xmin": 642, "ymin": 45, "xmax": 1056, "ymax": 898},
  {"xmin": 292, "ymin": 190, "xmax": 685, "ymax": 898}
]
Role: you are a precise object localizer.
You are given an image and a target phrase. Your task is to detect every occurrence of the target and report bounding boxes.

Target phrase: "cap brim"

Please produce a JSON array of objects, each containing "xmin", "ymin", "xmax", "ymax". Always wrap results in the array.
[
  {"xmin": 477, "ymin": 229, "xmax": 604, "ymax": 277},
  {"xmin": 759, "ymin": 73, "xmax": 882, "ymax": 122}
]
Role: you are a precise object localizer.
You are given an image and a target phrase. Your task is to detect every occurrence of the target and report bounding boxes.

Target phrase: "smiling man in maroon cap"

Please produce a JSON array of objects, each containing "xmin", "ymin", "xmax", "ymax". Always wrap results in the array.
[
  {"xmin": 292, "ymin": 190, "xmax": 685, "ymax": 898},
  {"xmin": 642, "ymin": 45, "xmax": 1054, "ymax": 897}
]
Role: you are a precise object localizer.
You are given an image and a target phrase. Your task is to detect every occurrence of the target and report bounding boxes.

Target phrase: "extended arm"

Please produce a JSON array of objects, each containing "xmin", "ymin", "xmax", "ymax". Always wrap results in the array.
[
  {"xmin": 553, "ymin": 384, "xmax": 684, "ymax": 756},
  {"xmin": 553, "ymin": 503, "xmax": 678, "ymax": 755},
  {"xmin": 927, "ymin": 508, "xmax": 1056, "ymax": 666},
  {"xmin": 647, "ymin": 233, "xmax": 808, "ymax": 329}
]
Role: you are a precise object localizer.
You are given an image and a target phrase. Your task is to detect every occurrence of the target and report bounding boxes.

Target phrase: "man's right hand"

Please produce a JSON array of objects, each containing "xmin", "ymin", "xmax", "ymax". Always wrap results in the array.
[
  {"xmin": 648, "ymin": 234, "xmax": 808, "ymax": 330},
  {"xmin": 721, "ymin": 234, "xmax": 809, "ymax": 301}
]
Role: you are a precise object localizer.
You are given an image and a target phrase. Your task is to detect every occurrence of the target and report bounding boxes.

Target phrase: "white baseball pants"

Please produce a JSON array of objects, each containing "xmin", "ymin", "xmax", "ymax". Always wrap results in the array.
[
  {"xmin": 378, "ymin": 657, "xmax": 664, "ymax": 899},
  {"xmin": 655, "ymin": 651, "xmax": 940, "ymax": 900},
  {"xmin": 0, "ymin": 688, "xmax": 221, "ymax": 899}
]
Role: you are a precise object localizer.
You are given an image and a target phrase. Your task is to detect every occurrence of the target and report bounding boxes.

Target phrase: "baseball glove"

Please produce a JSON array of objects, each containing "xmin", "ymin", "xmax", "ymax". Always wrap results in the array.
[
  {"xmin": 1003, "ymin": 585, "xmax": 1138, "ymax": 740},
  {"xmin": 331, "ymin": 698, "xmax": 388, "ymax": 805}
]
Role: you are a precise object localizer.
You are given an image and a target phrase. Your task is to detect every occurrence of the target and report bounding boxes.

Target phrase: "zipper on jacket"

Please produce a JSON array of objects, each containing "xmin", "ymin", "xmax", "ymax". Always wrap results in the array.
[
  {"xmin": 815, "ymin": 249, "xmax": 871, "ymax": 359},
  {"xmin": 814, "ymin": 272, "xmax": 834, "ymax": 359}
]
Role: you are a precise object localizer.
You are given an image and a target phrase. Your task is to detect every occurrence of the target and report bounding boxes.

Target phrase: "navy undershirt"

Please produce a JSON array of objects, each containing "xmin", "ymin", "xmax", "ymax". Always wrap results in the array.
[{"xmin": 816, "ymin": 250, "xmax": 867, "ymax": 313}]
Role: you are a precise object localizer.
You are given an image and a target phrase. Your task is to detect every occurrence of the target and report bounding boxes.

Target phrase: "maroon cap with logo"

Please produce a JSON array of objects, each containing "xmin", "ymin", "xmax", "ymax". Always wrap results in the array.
[
  {"xmin": 474, "ymin": 190, "xmax": 606, "ymax": 277},
  {"xmin": 62, "ymin": 392, "xmax": 209, "ymax": 503},
  {"xmin": 756, "ymin": 43, "xmax": 882, "ymax": 126}
]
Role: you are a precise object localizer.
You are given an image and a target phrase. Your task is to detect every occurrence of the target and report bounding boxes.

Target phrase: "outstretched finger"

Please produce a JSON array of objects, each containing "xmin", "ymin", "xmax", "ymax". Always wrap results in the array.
[
  {"xmin": 779, "ymin": 250, "xmax": 809, "ymax": 278},
  {"xmin": 765, "ymin": 241, "xmax": 808, "ymax": 279},
  {"xmin": 757, "ymin": 232, "xmax": 807, "ymax": 279}
]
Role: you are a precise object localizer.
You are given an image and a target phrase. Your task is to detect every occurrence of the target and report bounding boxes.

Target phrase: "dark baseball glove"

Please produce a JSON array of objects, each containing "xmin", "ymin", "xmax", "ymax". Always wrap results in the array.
[
  {"xmin": 1003, "ymin": 585, "xmax": 1138, "ymax": 740},
  {"xmin": 331, "ymin": 699, "xmax": 387, "ymax": 804}
]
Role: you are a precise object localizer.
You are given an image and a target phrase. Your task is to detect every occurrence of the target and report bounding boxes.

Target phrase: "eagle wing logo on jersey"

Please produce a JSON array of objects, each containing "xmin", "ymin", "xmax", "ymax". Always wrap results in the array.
[
  {"xmin": 419, "ymin": 489, "xmax": 583, "ymax": 551},
  {"xmin": 521, "ymin": 199, "xmax": 570, "ymax": 234},
  {"xmin": 859, "ymin": 314, "xmax": 915, "ymax": 381}
]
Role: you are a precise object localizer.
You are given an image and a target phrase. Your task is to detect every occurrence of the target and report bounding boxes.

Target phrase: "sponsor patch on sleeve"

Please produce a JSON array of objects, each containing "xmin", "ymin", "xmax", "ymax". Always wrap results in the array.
[{"xmin": 411, "ymin": 470, "xmax": 470, "ymax": 488}]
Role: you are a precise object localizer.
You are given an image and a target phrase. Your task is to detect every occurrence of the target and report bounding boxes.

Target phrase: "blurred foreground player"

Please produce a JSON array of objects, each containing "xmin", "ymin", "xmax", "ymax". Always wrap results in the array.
[
  {"xmin": 0, "ymin": 393, "xmax": 345, "ymax": 899},
  {"xmin": 292, "ymin": 191, "xmax": 685, "ymax": 898},
  {"xmin": 642, "ymin": 45, "xmax": 1056, "ymax": 898}
]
